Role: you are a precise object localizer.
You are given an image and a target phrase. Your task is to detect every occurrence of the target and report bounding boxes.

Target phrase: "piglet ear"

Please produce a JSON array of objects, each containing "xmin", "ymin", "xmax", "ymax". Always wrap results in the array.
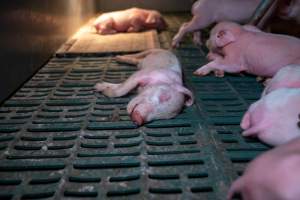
[
  {"xmin": 146, "ymin": 14, "xmax": 156, "ymax": 24},
  {"xmin": 215, "ymin": 29, "xmax": 235, "ymax": 47},
  {"xmin": 173, "ymin": 85, "xmax": 194, "ymax": 106},
  {"xmin": 240, "ymin": 111, "xmax": 251, "ymax": 130}
]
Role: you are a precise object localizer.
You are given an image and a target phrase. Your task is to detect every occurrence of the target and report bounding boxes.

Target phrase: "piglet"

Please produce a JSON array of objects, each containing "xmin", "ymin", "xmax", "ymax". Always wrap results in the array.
[
  {"xmin": 93, "ymin": 8, "xmax": 167, "ymax": 34},
  {"xmin": 240, "ymin": 88, "xmax": 300, "ymax": 146},
  {"xmin": 262, "ymin": 64, "xmax": 300, "ymax": 96},
  {"xmin": 194, "ymin": 22, "xmax": 300, "ymax": 77},
  {"xmin": 94, "ymin": 49, "xmax": 193, "ymax": 126},
  {"xmin": 172, "ymin": 0, "xmax": 260, "ymax": 47},
  {"xmin": 227, "ymin": 137, "xmax": 300, "ymax": 200}
]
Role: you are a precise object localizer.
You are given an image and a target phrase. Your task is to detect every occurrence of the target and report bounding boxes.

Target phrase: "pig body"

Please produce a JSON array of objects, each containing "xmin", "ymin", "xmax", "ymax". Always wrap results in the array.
[
  {"xmin": 262, "ymin": 64, "xmax": 300, "ymax": 96},
  {"xmin": 240, "ymin": 88, "xmax": 300, "ymax": 146},
  {"xmin": 94, "ymin": 49, "xmax": 193, "ymax": 125},
  {"xmin": 227, "ymin": 138, "xmax": 300, "ymax": 200},
  {"xmin": 93, "ymin": 8, "xmax": 166, "ymax": 34},
  {"xmin": 194, "ymin": 22, "xmax": 300, "ymax": 77},
  {"xmin": 172, "ymin": 0, "xmax": 260, "ymax": 47}
]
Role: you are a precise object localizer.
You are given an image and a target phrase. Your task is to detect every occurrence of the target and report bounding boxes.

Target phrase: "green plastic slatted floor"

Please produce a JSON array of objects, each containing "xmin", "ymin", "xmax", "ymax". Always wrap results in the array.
[{"xmin": 0, "ymin": 14, "xmax": 269, "ymax": 200}]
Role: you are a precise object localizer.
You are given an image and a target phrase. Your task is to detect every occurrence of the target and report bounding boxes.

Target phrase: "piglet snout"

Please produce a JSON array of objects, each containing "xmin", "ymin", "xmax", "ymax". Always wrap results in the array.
[{"xmin": 130, "ymin": 110, "xmax": 145, "ymax": 126}]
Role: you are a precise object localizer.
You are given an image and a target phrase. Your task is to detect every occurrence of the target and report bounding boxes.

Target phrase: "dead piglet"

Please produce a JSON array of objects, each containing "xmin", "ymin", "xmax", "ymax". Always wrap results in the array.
[
  {"xmin": 172, "ymin": 0, "xmax": 260, "ymax": 48},
  {"xmin": 262, "ymin": 64, "xmax": 300, "ymax": 96},
  {"xmin": 240, "ymin": 88, "xmax": 300, "ymax": 146},
  {"xmin": 94, "ymin": 49, "xmax": 193, "ymax": 125},
  {"xmin": 194, "ymin": 22, "xmax": 300, "ymax": 77},
  {"xmin": 93, "ymin": 8, "xmax": 167, "ymax": 34},
  {"xmin": 227, "ymin": 137, "xmax": 300, "ymax": 200}
]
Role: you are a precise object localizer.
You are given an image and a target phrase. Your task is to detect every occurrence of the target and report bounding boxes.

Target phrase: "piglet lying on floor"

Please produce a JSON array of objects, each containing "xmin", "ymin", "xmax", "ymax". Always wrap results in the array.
[
  {"xmin": 93, "ymin": 8, "xmax": 167, "ymax": 34},
  {"xmin": 240, "ymin": 88, "xmax": 300, "ymax": 146},
  {"xmin": 227, "ymin": 137, "xmax": 300, "ymax": 200},
  {"xmin": 194, "ymin": 22, "xmax": 300, "ymax": 77},
  {"xmin": 262, "ymin": 64, "xmax": 300, "ymax": 96},
  {"xmin": 94, "ymin": 49, "xmax": 194, "ymax": 126}
]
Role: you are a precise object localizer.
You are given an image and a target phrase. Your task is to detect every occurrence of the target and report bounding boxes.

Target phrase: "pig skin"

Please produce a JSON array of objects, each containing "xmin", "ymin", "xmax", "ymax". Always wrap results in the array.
[
  {"xmin": 194, "ymin": 22, "xmax": 300, "ymax": 77},
  {"xmin": 94, "ymin": 49, "xmax": 194, "ymax": 125},
  {"xmin": 262, "ymin": 64, "xmax": 300, "ymax": 96},
  {"xmin": 93, "ymin": 8, "xmax": 167, "ymax": 34},
  {"xmin": 172, "ymin": 0, "xmax": 260, "ymax": 47},
  {"xmin": 227, "ymin": 137, "xmax": 300, "ymax": 200},
  {"xmin": 240, "ymin": 88, "xmax": 300, "ymax": 146}
]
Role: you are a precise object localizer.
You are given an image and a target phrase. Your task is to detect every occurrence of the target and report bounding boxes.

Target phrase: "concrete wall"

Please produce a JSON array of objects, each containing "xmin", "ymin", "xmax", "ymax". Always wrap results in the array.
[
  {"xmin": 96, "ymin": 0, "xmax": 194, "ymax": 12},
  {"xmin": 0, "ymin": 0, "xmax": 97, "ymax": 103}
]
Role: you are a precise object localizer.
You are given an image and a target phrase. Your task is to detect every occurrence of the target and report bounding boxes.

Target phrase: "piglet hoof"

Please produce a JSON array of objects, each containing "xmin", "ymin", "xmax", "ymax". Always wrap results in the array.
[
  {"xmin": 193, "ymin": 33, "xmax": 202, "ymax": 46},
  {"xmin": 256, "ymin": 76, "xmax": 269, "ymax": 84},
  {"xmin": 193, "ymin": 67, "xmax": 210, "ymax": 76},
  {"xmin": 214, "ymin": 70, "xmax": 224, "ymax": 77},
  {"xmin": 114, "ymin": 55, "xmax": 134, "ymax": 65},
  {"xmin": 262, "ymin": 78, "xmax": 272, "ymax": 86},
  {"xmin": 171, "ymin": 41, "xmax": 179, "ymax": 49},
  {"xmin": 171, "ymin": 36, "xmax": 180, "ymax": 49},
  {"xmin": 94, "ymin": 83, "xmax": 106, "ymax": 92},
  {"xmin": 115, "ymin": 55, "xmax": 125, "ymax": 62},
  {"xmin": 94, "ymin": 83, "xmax": 116, "ymax": 97}
]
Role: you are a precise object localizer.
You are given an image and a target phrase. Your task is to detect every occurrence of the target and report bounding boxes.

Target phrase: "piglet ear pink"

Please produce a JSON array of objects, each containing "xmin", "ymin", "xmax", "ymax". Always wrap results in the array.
[
  {"xmin": 146, "ymin": 14, "xmax": 156, "ymax": 24},
  {"xmin": 240, "ymin": 111, "xmax": 251, "ymax": 130},
  {"xmin": 242, "ymin": 126, "xmax": 260, "ymax": 137},
  {"xmin": 216, "ymin": 29, "xmax": 235, "ymax": 47},
  {"xmin": 240, "ymin": 111, "xmax": 261, "ymax": 136},
  {"xmin": 173, "ymin": 85, "xmax": 194, "ymax": 106}
]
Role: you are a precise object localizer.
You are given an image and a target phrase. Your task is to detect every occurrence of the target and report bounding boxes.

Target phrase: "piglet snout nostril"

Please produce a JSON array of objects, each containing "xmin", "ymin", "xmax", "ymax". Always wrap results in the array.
[{"xmin": 130, "ymin": 110, "xmax": 145, "ymax": 126}]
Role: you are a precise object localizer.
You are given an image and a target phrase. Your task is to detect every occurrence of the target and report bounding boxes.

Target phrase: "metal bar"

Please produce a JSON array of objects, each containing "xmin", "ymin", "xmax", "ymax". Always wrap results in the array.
[{"xmin": 249, "ymin": 0, "xmax": 277, "ymax": 26}]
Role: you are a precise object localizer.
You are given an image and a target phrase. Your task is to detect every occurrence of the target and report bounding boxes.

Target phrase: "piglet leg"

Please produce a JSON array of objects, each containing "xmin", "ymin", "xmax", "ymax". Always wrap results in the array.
[
  {"xmin": 206, "ymin": 51, "xmax": 223, "ymax": 61},
  {"xmin": 96, "ymin": 18, "xmax": 117, "ymax": 35},
  {"xmin": 194, "ymin": 58, "xmax": 242, "ymax": 77},
  {"xmin": 172, "ymin": 16, "xmax": 212, "ymax": 48},
  {"xmin": 115, "ymin": 49, "xmax": 155, "ymax": 66},
  {"xmin": 193, "ymin": 61, "xmax": 230, "ymax": 77},
  {"xmin": 193, "ymin": 31, "xmax": 202, "ymax": 46},
  {"xmin": 95, "ymin": 72, "xmax": 143, "ymax": 97},
  {"xmin": 172, "ymin": 21, "xmax": 199, "ymax": 48}
]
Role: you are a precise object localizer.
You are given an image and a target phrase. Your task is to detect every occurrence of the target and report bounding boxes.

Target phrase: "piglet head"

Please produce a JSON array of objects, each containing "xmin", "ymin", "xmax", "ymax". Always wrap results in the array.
[
  {"xmin": 209, "ymin": 22, "xmax": 242, "ymax": 49},
  {"xmin": 145, "ymin": 11, "xmax": 167, "ymax": 31},
  {"xmin": 127, "ymin": 85, "xmax": 193, "ymax": 126},
  {"xmin": 129, "ymin": 103, "xmax": 152, "ymax": 126}
]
